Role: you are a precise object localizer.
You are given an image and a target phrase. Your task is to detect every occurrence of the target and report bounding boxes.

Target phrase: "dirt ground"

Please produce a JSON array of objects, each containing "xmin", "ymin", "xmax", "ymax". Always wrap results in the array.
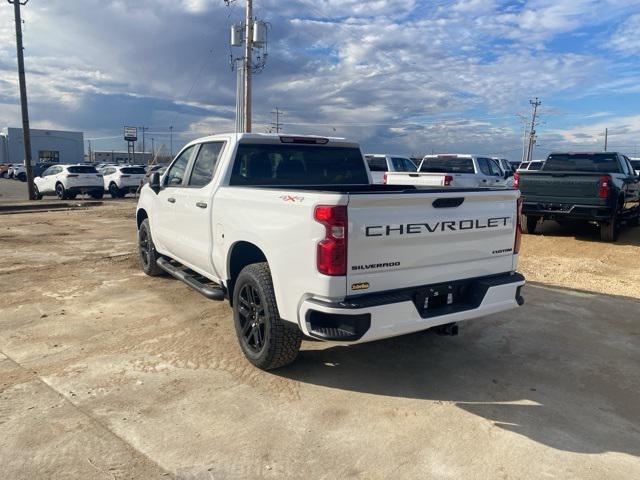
[{"xmin": 1, "ymin": 202, "xmax": 639, "ymax": 479}]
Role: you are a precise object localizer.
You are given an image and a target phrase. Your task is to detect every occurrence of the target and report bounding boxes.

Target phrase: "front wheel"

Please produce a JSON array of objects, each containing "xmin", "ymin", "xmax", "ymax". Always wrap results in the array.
[
  {"xmin": 233, "ymin": 263, "xmax": 301, "ymax": 370},
  {"xmin": 138, "ymin": 218, "xmax": 164, "ymax": 276},
  {"xmin": 33, "ymin": 185, "xmax": 43, "ymax": 200}
]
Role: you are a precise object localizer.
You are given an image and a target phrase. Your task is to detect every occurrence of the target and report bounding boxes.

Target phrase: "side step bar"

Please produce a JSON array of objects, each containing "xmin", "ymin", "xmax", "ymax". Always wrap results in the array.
[{"xmin": 156, "ymin": 257, "xmax": 225, "ymax": 301}]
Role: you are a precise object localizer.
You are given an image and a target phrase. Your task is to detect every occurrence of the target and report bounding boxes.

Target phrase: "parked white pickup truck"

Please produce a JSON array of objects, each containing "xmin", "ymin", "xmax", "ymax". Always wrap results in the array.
[
  {"xmin": 386, "ymin": 154, "xmax": 514, "ymax": 188},
  {"xmin": 136, "ymin": 134, "xmax": 525, "ymax": 370},
  {"xmin": 364, "ymin": 154, "xmax": 416, "ymax": 184}
]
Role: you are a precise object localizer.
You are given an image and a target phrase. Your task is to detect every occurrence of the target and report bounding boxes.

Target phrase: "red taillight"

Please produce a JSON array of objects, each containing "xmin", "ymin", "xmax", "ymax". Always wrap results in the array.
[
  {"xmin": 383, "ymin": 172, "xmax": 388, "ymax": 184},
  {"xmin": 598, "ymin": 175, "xmax": 610, "ymax": 199},
  {"xmin": 314, "ymin": 205, "xmax": 347, "ymax": 276},
  {"xmin": 513, "ymin": 172, "xmax": 520, "ymax": 189},
  {"xmin": 444, "ymin": 175, "xmax": 453, "ymax": 186},
  {"xmin": 514, "ymin": 197, "xmax": 522, "ymax": 254}
]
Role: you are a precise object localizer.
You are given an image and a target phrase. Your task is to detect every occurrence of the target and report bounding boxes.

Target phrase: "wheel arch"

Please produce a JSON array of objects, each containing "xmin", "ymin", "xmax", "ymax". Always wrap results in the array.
[
  {"xmin": 136, "ymin": 208, "xmax": 148, "ymax": 229},
  {"xmin": 227, "ymin": 241, "xmax": 268, "ymax": 306}
]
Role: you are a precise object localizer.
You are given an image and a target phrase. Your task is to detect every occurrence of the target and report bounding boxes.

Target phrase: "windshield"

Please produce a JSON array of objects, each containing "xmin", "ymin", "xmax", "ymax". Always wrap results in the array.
[
  {"xmin": 544, "ymin": 154, "xmax": 621, "ymax": 173},
  {"xmin": 630, "ymin": 160, "xmax": 640, "ymax": 170},
  {"xmin": 528, "ymin": 162, "xmax": 544, "ymax": 171},
  {"xmin": 230, "ymin": 144, "xmax": 370, "ymax": 186},
  {"xmin": 420, "ymin": 157, "xmax": 474, "ymax": 174},
  {"xmin": 67, "ymin": 166, "xmax": 98, "ymax": 174}
]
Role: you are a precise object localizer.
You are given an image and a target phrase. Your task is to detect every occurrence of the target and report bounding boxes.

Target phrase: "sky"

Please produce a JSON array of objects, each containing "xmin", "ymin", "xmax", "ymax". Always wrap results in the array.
[{"xmin": 1, "ymin": 0, "xmax": 640, "ymax": 161}]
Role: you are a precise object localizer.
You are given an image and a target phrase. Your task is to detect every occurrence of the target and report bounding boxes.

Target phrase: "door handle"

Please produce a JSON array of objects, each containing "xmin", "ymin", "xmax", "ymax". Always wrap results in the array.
[
  {"xmin": 167, "ymin": 197, "xmax": 176, "ymax": 203},
  {"xmin": 196, "ymin": 201, "xmax": 208, "ymax": 209}
]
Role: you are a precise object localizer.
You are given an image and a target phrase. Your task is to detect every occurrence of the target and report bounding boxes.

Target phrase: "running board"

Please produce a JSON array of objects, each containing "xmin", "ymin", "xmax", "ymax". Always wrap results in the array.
[{"xmin": 156, "ymin": 257, "xmax": 225, "ymax": 301}]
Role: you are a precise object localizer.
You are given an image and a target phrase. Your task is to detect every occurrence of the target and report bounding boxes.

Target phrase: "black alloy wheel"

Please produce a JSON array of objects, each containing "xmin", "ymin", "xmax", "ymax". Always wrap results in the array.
[{"xmin": 237, "ymin": 283, "xmax": 266, "ymax": 353}]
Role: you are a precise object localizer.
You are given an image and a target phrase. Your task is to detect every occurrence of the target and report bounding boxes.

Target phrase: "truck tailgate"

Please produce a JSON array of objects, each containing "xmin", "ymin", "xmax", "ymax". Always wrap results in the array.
[
  {"xmin": 519, "ymin": 172, "xmax": 605, "ymax": 205},
  {"xmin": 346, "ymin": 189, "xmax": 518, "ymax": 294},
  {"xmin": 385, "ymin": 172, "xmax": 445, "ymax": 186}
]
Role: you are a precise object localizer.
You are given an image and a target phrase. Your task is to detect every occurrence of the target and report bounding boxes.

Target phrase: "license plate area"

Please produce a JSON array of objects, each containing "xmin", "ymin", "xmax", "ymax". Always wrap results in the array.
[{"xmin": 413, "ymin": 282, "xmax": 471, "ymax": 318}]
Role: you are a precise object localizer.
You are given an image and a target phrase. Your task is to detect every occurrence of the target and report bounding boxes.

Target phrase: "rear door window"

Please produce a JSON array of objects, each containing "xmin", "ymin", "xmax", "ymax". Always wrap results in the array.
[
  {"xmin": 188, "ymin": 142, "xmax": 224, "ymax": 187},
  {"xmin": 476, "ymin": 158, "xmax": 492, "ymax": 175}
]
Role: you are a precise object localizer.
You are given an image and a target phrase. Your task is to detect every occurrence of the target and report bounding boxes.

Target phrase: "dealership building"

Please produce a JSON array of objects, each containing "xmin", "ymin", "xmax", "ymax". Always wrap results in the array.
[
  {"xmin": 0, "ymin": 127, "xmax": 84, "ymax": 165},
  {"xmin": 89, "ymin": 151, "xmax": 154, "ymax": 165}
]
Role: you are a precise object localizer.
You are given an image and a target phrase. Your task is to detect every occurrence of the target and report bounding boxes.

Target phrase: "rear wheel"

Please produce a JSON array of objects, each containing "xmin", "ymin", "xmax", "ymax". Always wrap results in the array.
[
  {"xmin": 233, "ymin": 263, "xmax": 301, "ymax": 370},
  {"xmin": 138, "ymin": 218, "xmax": 163, "ymax": 276},
  {"xmin": 55, "ymin": 183, "xmax": 67, "ymax": 200},
  {"xmin": 600, "ymin": 212, "xmax": 619, "ymax": 242},
  {"xmin": 521, "ymin": 215, "xmax": 538, "ymax": 234},
  {"xmin": 17, "ymin": 172, "xmax": 26, "ymax": 182},
  {"xmin": 109, "ymin": 183, "xmax": 122, "ymax": 198}
]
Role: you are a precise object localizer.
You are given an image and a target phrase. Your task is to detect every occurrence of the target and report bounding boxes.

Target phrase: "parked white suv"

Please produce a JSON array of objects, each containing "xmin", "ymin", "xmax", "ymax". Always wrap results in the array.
[
  {"xmin": 364, "ymin": 154, "xmax": 416, "ymax": 184},
  {"xmin": 102, "ymin": 165, "xmax": 146, "ymax": 198},
  {"xmin": 34, "ymin": 164, "xmax": 104, "ymax": 200},
  {"xmin": 136, "ymin": 133, "xmax": 525, "ymax": 370}
]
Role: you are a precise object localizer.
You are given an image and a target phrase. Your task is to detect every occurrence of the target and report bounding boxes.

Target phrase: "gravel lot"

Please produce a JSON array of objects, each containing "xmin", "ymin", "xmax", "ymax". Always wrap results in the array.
[{"xmin": 1, "ymin": 203, "xmax": 639, "ymax": 479}]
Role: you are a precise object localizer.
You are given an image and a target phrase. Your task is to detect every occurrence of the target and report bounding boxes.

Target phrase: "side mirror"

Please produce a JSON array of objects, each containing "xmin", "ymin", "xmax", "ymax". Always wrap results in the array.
[{"xmin": 150, "ymin": 172, "xmax": 161, "ymax": 194}]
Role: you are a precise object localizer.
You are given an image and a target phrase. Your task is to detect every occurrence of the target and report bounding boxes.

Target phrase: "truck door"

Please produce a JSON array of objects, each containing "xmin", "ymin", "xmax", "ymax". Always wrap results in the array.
[
  {"xmin": 152, "ymin": 145, "xmax": 196, "ymax": 253},
  {"xmin": 169, "ymin": 141, "xmax": 225, "ymax": 278}
]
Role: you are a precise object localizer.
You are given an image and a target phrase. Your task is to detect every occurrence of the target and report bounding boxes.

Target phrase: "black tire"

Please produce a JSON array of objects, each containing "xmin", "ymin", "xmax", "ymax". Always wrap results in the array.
[
  {"xmin": 17, "ymin": 172, "xmax": 26, "ymax": 182},
  {"xmin": 91, "ymin": 190, "xmax": 104, "ymax": 200},
  {"xmin": 629, "ymin": 208, "xmax": 640, "ymax": 228},
  {"xmin": 33, "ymin": 185, "xmax": 43, "ymax": 200},
  {"xmin": 68, "ymin": 193, "xmax": 77, "ymax": 200},
  {"xmin": 600, "ymin": 212, "xmax": 619, "ymax": 242},
  {"xmin": 55, "ymin": 182, "xmax": 67, "ymax": 200},
  {"xmin": 109, "ymin": 183, "xmax": 122, "ymax": 199},
  {"xmin": 521, "ymin": 214, "xmax": 538, "ymax": 234},
  {"xmin": 233, "ymin": 262, "xmax": 301, "ymax": 370},
  {"xmin": 138, "ymin": 218, "xmax": 164, "ymax": 276}
]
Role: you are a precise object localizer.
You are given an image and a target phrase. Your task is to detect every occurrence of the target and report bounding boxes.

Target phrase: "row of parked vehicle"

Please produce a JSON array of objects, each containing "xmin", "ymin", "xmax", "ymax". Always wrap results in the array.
[
  {"xmin": 0, "ymin": 161, "xmax": 168, "ymax": 200},
  {"xmin": 373, "ymin": 150, "xmax": 640, "ymax": 242}
]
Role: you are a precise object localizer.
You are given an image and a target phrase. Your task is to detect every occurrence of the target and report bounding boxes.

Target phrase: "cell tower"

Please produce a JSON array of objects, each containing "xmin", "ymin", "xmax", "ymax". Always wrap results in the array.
[{"xmin": 226, "ymin": 1, "xmax": 269, "ymax": 133}]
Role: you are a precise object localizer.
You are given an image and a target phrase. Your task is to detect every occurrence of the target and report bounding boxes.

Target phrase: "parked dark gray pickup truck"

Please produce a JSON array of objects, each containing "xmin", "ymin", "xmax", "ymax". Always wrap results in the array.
[{"xmin": 518, "ymin": 152, "xmax": 640, "ymax": 241}]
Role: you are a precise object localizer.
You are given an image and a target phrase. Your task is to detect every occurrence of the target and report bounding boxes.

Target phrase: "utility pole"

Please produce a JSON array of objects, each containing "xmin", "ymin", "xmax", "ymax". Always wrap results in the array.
[
  {"xmin": 243, "ymin": 0, "xmax": 253, "ymax": 133},
  {"xmin": 169, "ymin": 125, "xmax": 173, "ymax": 156},
  {"xmin": 88, "ymin": 139, "xmax": 92, "ymax": 163},
  {"xmin": 151, "ymin": 138, "xmax": 155, "ymax": 160},
  {"xmin": 270, "ymin": 106, "xmax": 283, "ymax": 133},
  {"xmin": 604, "ymin": 128, "xmax": 608, "ymax": 151},
  {"xmin": 8, "ymin": 0, "xmax": 35, "ymax": 200},
  {"xmin": 525, "ymin": 98, "xmax": 541, "ymax": 164},
  {"xmin": 138, "ymin": 126, "xmax": 148, "ymax": 153}
]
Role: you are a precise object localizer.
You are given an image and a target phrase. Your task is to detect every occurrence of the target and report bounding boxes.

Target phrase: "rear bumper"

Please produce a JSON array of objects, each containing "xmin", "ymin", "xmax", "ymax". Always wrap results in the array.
[
  {"xmin": 66, "ymin": 186, "xmax": 103, "ymax": 194},
  {"xmin": 522, "ymin": 202, "xmax": 612, "ymax": 221},
  {"xmin": 299, "ymin": 272, "xmax": 525, "ymax": 343}
]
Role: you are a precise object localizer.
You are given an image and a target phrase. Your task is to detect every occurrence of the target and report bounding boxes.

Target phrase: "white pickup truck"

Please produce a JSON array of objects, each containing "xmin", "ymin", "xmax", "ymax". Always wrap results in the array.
[
  {"xmin": 364, "ymin": 154, "xmax": 417, "ymax": 184},
  {"xmin": 136, "ymin": 134, "xmax": 525, "ymax": 370},
  {"xmin": 385, "ymin": 154, "xmax": 514, "ymax": 188}
]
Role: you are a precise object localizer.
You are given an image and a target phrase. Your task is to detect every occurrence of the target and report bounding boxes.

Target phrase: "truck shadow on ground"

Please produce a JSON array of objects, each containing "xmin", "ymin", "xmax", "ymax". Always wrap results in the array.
[
  {"xmin": 532, "ymin": 219, "xmax": 640, "ymax": 246},
  {"xmin": 275, "ymin": 285, "xmax": 640, "ymax": 457}
]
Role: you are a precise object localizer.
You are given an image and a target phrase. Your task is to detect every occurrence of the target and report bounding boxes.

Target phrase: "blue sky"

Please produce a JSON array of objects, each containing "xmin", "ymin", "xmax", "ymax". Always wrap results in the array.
[{"xmin": 1, "ymin": 0, "xmax": 640, "ymax": 160}]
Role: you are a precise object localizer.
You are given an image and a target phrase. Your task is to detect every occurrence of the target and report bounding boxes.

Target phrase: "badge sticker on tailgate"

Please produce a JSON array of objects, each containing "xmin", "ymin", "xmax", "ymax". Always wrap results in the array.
[{"xmin": 351, "ymin": 282, "xmax": 370, "ymax": 291}]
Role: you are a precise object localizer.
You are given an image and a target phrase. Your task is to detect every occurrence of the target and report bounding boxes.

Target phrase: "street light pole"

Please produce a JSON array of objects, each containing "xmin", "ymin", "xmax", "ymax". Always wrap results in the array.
[
  {"xmin": 243, "ymin": 0, "xmax": 253, "ymax": 133},
  {"xmin": 8, "ymin": 0, "xmax": 35, "ymax": 200}
]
